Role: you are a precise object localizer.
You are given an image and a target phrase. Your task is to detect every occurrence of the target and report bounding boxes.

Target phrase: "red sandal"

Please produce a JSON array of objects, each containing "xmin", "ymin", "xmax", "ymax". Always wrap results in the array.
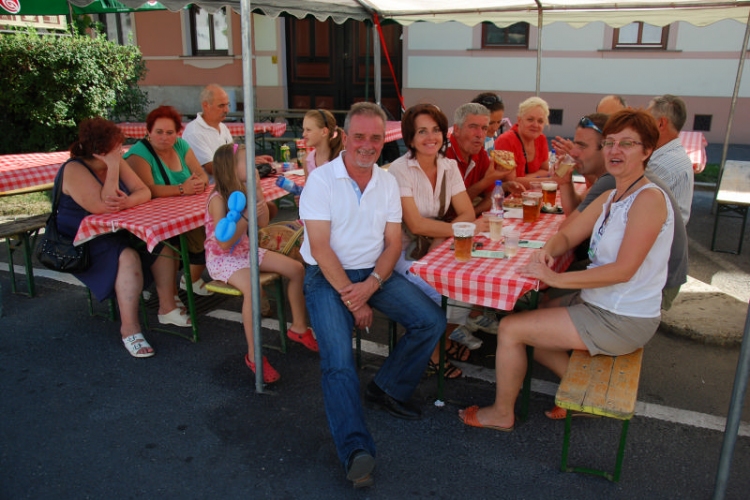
[
  {"xmin": 287, "ymin": 327, "xmax": 319, "ymax": 352},
  {"xmin": 245, "ymin": 354, "xmax": 280, "ymax": 383}
]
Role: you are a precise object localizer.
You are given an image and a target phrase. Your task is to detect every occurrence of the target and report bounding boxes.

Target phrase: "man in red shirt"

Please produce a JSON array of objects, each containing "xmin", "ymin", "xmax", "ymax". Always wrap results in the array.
[{"xmin": 446, "ymin": 103, "xmax": 515, "ymax": 216}]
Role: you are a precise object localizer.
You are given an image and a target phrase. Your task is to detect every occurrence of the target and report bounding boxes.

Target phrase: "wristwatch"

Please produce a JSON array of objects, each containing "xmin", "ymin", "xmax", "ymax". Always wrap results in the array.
[
  {"xmin": 370, "ymin": 271, "xmax": 384, "ymax": 289},
  {"xmin": 178, "ymin": 185, "xmax": 184, "ymax": 196}
]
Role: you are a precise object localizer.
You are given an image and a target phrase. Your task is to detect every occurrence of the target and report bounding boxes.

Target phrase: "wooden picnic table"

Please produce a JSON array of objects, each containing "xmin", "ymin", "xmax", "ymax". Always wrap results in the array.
[{"xmin": 711, "ymin": 160, "xmax": 750, "ymax": 254}]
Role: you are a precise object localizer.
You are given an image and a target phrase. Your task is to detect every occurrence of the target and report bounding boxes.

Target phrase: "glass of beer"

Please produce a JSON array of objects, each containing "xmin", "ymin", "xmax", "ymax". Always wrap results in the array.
[
  {"xmin": 522, "ymin": 192, "xmax": 543, "ymax": 223},
  {"xmin": 541, "ymin": 181, "xmax": 558, "ymax": 206},
  {"xmin": 482, "ymin": 211, "xmax": 503, "ymax": 242},
  {"xmin": 504, "ymin": 229, "xmax": 520, "ymax": 258},
  {"xmin": 452, "ymin": 222, "xmax": 476, "ymax": 262},
  {"xmin": 555, "ymin": 154, "xmax": 576, "ymax": 177}
]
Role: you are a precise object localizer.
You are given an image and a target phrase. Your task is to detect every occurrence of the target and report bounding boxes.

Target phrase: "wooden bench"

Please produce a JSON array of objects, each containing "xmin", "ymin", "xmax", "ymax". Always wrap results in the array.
[
  {"xmin": 711, "ymin": 160, "xmax": 750, "ymax": 254},
  {"xmin": 555, "ymin": 348, "xmax": 644, "ymax": 482},
  {"xmin": 0, "ymin": 214, "xmax": 49, "ymax": 302}
]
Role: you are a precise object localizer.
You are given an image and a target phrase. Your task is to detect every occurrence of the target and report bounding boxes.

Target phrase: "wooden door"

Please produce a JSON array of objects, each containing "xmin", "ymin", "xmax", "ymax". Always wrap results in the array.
[{"xmin": 285, "ymin": 17, "xmax": 402, "ymax": 121}]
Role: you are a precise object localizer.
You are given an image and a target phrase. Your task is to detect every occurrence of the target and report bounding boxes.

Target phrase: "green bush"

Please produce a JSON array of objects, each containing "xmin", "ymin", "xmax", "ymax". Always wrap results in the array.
[{"xmin": 0, "ymin": 30, "xmax": 150, "ymax": 154}]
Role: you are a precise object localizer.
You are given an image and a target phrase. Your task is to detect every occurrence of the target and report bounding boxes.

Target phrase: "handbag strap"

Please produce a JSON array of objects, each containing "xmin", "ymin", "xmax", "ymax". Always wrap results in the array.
[
  {"xmin": 513, "ymin": 129, "xmax": 527, "ymax": 162},
  {"xmin": 139, "ymin": 138, "xmax": 171, "ymax": 185},
  {"xmin": 438, "ymin": 169, "xmax": 448, "ymax": 218},
  {"xmin": 50, "ymin": 158, "xmax": 90, "ymax": 221}
]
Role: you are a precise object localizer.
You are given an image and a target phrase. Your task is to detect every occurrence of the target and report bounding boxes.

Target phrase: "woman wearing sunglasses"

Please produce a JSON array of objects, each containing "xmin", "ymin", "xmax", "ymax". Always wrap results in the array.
[
  {"xmin": 459, "ymin": 109, "xmax": 674, "ymax": 429},
  {"xmin": 494, "ymin": 96, "xmax": 551, "ymax": 185},
  {"xmin": 471, "ymin": 93, "xmax": 507, "ymax": 153}
]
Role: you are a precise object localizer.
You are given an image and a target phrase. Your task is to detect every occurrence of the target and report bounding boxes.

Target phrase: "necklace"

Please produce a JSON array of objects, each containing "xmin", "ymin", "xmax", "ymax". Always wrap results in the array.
[
  {"xmin": 598, "ymin": 173, "xmax": 646, "ymax": 235},
  {"xmin": 613, "ymin": 174, "xmax": 645, "ymax": 204}
]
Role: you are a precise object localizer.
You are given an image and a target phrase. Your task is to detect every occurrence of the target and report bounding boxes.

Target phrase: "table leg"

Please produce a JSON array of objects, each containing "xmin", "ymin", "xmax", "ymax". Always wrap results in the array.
[
  {"xmin": 178, "ymin": 234, "xmax": 199, "ymax": 342},
  {"xmin": 519, "ymin": 290, "xmax": 539, "ymax": 422}
]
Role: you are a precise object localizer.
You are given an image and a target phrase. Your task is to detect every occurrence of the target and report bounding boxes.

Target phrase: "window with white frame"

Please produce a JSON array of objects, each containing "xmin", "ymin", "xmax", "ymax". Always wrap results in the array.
[
  {"xmin": 189, "ymin": 5, "xmax": 228, "ymax": 56},
  {"xmin": 482, "ymin": 22, "xmax": 529, "ymax": 48},
  {"xmin": 613, "ymin": 22, "xmax": 669, "ymax": 49}
]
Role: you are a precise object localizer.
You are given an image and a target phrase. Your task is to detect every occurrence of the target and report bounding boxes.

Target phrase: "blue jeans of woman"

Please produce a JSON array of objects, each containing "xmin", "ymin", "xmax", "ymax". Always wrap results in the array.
[{"xmin": 304, "ymin": 265, "xmax": 446, "ymax": 467}]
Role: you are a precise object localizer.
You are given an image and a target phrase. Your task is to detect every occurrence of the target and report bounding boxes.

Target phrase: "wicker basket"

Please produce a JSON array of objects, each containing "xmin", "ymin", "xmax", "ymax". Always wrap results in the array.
[{"xmin": 258, "ymin": 220, "xmax": 304, "ymax": 263}]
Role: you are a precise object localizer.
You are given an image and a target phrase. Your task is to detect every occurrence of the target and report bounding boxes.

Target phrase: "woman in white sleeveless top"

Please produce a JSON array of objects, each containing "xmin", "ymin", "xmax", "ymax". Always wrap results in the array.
[{"xmin": 460, "ymin": 109, "xmax": 674, "ymax": 430}]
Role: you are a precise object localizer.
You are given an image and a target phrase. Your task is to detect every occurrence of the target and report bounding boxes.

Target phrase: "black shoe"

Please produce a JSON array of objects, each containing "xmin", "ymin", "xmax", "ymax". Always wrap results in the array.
[
  {"xmin": 346, "ymin": 450, "xmax": 375, "ymax": 489},
  {"xmin": 365, "ymin": 383, "xmax": 422, "ymax": 420}
]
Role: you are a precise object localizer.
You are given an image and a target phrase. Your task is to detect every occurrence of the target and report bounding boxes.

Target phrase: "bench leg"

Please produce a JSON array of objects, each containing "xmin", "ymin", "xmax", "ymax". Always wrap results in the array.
[
  {"xmin": 559, "ymin": 414, "xmax": 631, "ymax": 482},
  {"xmin": 5, "ymin": 238, "xmax": 17, "ymax": 294},
  {"xmin": 271, "ymin": 278, "xmax": 287, "ymax": 353}
]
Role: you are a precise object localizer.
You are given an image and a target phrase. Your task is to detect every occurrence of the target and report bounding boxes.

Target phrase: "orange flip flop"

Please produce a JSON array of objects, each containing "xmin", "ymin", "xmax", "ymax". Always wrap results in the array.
[{"xmin": 459, "ymin": 405, "xmax": 514, "ymax": 432}]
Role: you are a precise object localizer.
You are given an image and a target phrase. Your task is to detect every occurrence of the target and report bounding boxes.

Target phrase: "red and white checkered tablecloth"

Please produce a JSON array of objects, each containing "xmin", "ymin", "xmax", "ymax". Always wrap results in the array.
[
  {"xmin": 678, "ymin": 131, "xmax": 708, "ymax": 174},
  {"xmin": 410, "ymin": 208, "xmax": 573, "ymax": 312},
  {"xmin": 74, "ymin": 175, "xmax": 304, "ymax": 251},
  {"xmin": 75, "ymin": 189, "xmax": 209, "ymax": 252},
  {"xmin": 0, "ymin": 151, "xmax": 70, "ymax": 193},
  {"xmin": 260, "ymin": 173, "xmax": 306, "ymax": 201},
  {"xmin": 296, "ymin": 121, "xmax": 402, "ymax": 150},
  {"xmin": 385, "ymin": 121, "xmax": 402, "ymax": 143},
  {"xmin": 116, "ymin": 122, "xmax": 287, "ymax": 139}
]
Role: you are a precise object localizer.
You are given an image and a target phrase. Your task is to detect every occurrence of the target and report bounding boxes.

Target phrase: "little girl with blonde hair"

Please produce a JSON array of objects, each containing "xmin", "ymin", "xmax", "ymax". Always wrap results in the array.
[{"xmin": 205, "ymin": 144, "xmax": 317, "ymax": 383}]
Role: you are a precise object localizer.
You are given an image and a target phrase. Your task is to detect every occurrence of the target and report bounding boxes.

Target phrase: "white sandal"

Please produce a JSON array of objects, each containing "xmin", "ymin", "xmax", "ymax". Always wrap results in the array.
[
  {"xmin": 180, "ymin": 275, "xmax": 214, "ymax": 296},
  {"xmin": 158, "ymin": 308, "xmax": 191, "ymax": 327},
  {"xmin": 122, "ymin": 333, "xmax": 154, "ymax": 358}
]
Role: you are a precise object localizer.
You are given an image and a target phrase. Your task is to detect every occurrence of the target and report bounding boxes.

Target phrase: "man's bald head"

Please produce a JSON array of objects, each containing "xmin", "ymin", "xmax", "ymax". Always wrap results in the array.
[{"xmin": 596, "ymin": 95, "xmax": 627, "ymax": 115}]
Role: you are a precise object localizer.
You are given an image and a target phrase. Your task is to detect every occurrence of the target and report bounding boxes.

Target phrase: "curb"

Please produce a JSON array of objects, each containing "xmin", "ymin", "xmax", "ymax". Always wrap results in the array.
[{"xmin": 660, "ymin": 277, "xmax": 748, "ymax": 346}]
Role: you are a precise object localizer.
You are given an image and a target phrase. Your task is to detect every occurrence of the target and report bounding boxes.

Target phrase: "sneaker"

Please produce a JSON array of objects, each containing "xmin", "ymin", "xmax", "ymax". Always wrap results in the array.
[
  {"xmin": 180, "ymin": 275, "xmax": 214, "ymax": 296},
  {"xmin": 449, "ymin": 325, "xmax": 483, "ymax": 350},
  {"xmin": 465, "ymin": 314, "xmax": 499, "ymax": 335}
]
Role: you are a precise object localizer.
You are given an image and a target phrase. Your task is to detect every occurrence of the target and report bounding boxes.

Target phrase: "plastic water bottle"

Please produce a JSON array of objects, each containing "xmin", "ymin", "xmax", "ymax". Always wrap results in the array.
[
  {"xmin": 275, "ymin": 176, "xmax": 303, "ymax": 196},
  {"xmin": 548, "ymin": 148, "xmax": 557, "ymax": 172},
  {"xmin": 491, "ymin": 180, "xmax": 504, "ymax": 213}
]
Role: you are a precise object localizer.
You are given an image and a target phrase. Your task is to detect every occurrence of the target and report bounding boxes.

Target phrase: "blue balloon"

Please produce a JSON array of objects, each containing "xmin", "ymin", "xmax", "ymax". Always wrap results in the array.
[{"xmin": 215, "ymin": 191, "xmax": 248, "ymax": 242}]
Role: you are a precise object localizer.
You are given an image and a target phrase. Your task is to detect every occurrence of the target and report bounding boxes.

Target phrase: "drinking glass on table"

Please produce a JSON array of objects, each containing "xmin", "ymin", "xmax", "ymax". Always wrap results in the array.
[
  {"xmin": 452, "ymin": 222, "xmax": 476, "ymax": 262},
  {"xmin": 504, "ymin": 229, "xmax": 520, "ymax": 258},
  {"xmin": 482, "ymin": 211, "xmax": 503, "ymax": 242},
  {"xmin": 522, "ymin": 192, "xmax": 543, "ymax": 223},
  {"xmin": 541, "ymin": 181, "xmax": 558, "ymax": 206}
]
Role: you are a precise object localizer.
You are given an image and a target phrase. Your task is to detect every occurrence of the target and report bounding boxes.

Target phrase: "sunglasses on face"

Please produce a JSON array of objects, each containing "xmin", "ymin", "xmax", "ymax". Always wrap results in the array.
[
  {"xmin": 579, "ymin": 116, "xmax": 603, "ymax": 135},
  {"xmin": 601, "ymin": 139, "xmax": 643, "ymax": 149}
]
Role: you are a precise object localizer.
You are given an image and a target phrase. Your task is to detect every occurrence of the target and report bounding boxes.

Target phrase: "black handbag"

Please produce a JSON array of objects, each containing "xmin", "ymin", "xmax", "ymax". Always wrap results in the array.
[
  {"xmin": 256, "ymin": 162, "xmax": 274, "ymax": 178},
  {"xmin": 35, "ymin": 160, "xmax": 91, "ymax": 273}
]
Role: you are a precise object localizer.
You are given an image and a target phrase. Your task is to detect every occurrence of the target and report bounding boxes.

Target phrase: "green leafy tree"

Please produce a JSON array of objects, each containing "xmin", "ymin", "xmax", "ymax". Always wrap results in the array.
[{"xmin": 0, "ymin": 29, "xmax": 150, "ymax": 154}]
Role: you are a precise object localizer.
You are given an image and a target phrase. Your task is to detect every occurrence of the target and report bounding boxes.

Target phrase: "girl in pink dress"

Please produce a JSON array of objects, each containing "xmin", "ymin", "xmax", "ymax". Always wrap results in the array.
[{"xmin": 205, "ymin": 144, "xmax": 317, "ymax": 383}]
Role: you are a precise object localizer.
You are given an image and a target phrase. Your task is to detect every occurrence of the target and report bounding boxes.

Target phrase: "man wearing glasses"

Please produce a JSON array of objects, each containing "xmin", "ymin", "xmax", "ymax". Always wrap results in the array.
[{"xmin": 554, "ymin": 113, "xmax": 687, "ymax": 309}]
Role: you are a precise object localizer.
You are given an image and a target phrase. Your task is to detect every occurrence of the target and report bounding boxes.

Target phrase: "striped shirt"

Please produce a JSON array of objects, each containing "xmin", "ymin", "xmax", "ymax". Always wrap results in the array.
[{"xmin": 647, "ymin": 138, "xmax": 694, "ymax": 224}]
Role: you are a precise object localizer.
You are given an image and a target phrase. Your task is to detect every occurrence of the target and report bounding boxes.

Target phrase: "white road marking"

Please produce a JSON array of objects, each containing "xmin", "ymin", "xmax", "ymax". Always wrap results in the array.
[{"xmin": 4, "ymin": 262, "xmax": 749, "ymax": 437}]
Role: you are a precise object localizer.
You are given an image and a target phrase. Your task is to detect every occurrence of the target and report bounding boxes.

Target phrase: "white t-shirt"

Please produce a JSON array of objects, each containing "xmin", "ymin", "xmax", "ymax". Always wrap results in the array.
[
  {"xmin": 583, "ymin": 183, "xmax": 674, "ymax": 318},
  {"xmin": 181, "ymin": 113, "xmax": 233, "ymax": 167},
  {"xmin": 388, "ymin": 153, "xmax": 466, "ymax": 250},
  {"xmin": 299, "ymin": 152, "xmax": 402, "ymax": 269}
]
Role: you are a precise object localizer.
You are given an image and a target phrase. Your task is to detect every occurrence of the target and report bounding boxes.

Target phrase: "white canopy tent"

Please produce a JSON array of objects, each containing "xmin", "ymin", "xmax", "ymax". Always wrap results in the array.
[{"xmin": 67, "ymin": 6, "xmax": 750, "ymax": 491}]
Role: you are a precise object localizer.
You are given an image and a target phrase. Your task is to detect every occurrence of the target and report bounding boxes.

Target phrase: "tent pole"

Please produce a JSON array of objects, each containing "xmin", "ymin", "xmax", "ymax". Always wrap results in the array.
[
  {"xmin": 716, "ymin": 10, "xmax": 750, "ymax": 208},
  {"xmin": 374, "ymin": 24, "xmax": 381, "ymax": 105},
  {"xmin": 240, "ymin": 0, "xmax": 266, "ymax": 394},
  {"xmin": 535, "ymin": 1, "xmax": 542, "ymax": 96},
  {"xmin": 713, "ymin": 302, "xmax": 750, "ymax": 500}
]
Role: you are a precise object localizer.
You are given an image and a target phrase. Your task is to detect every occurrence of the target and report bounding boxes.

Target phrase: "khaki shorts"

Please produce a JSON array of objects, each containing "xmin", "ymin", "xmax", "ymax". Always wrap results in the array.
[{"xmin": 559, "ymin": 292, "xmax": 660, "ymax": 356}]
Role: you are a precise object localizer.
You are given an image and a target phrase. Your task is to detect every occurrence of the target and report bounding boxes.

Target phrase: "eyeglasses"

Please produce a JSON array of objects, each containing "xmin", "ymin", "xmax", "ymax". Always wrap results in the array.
[
  {"xmin": 579, "ymin": 116, "xmax": 603, "ymax": 135},
  {"xmin": 601, "ymin": 139, "xmax": 643, "ymax": 149}
]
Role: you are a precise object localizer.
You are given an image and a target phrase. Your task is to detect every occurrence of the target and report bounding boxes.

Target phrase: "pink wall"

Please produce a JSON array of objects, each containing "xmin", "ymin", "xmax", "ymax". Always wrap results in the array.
[{"xmin": 134, "ymin": 10, "xmax": 247, "ymax": 87}]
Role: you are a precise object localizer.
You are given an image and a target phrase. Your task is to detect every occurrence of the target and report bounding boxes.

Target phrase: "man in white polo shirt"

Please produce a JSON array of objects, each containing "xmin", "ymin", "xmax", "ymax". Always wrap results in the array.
[
  {"xmin": 182, "ymin": 84, "xmax": 234, "ymax": 176},
  {"xmin": 299, "ymin": 102, "xmax": 445, "ymax": 489}
]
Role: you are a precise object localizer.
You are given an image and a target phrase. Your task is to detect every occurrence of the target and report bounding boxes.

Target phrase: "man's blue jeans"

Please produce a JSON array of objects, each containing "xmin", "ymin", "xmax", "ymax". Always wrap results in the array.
[{"xmin": 304, "ymin": 265, "xmax": 446, "ymax": 467}]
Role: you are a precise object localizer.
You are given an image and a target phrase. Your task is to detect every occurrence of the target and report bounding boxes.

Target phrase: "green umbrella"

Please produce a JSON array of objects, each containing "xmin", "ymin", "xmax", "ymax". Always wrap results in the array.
[{"xmin": 0, "ymin": 0, "xmax": 165, "ymax": 16}]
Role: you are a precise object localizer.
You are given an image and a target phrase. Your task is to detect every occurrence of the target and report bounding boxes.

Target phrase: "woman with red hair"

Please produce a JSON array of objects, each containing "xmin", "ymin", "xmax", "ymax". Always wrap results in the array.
[
  {"xmin": 125, "ymin": 105, "xmax": 211, "ymax": 300},
  {"xmin": 56, "ymin": 117, "xmax": 185, "ymax": 357}
]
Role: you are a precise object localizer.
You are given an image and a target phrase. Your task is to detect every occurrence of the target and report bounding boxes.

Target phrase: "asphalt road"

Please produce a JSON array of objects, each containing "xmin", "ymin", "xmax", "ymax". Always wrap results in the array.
[{"xmin": 1, "ymin": 186, "xmax": 750, "ymax": 498}]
